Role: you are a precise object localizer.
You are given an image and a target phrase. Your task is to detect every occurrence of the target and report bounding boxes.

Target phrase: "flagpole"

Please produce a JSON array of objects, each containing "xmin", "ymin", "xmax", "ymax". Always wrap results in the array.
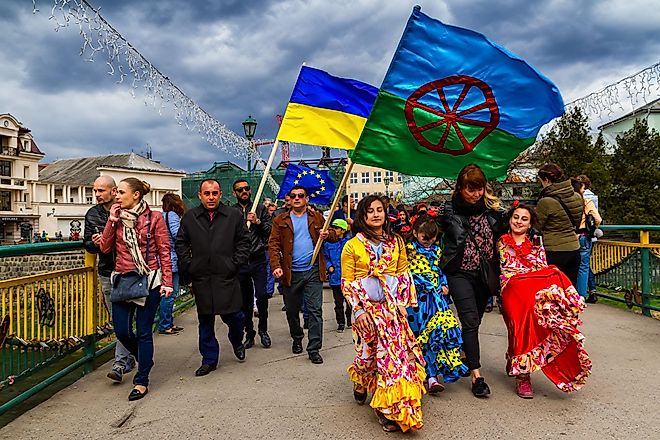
[
  {"xmin": 346, "ymin": 161, "xmax": 351, "ymax": 218},
  {"xmin": 247, "ymin": 139, "xmax": 280, "ymax": 228},
  {"xmin": 310, "ymin": 158, "xmax": 354, "ymax": 265}
]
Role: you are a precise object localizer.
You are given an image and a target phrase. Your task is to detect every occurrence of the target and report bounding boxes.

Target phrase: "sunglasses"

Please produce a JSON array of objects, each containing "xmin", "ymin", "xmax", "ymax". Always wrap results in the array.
[
  {"xmin": 290, "ymin": 193, "xmax": 306, "ymax": 199},
  {"xmin": 234, "ymin": 186, "xmax": 250, "ymax": 193}
]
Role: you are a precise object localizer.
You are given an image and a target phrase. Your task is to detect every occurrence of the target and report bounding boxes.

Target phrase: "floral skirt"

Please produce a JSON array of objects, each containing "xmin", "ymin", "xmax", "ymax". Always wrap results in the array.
[
  {"xmin": 501, "ymin": 266, "xmax": 592, "ymax": 392},
  {"xmin": 407, "ymin": 292, "xmax": 468, "ymax": 382},
  {"xmin": 348, "ymin": 303, "xmax": 426, "ymax": 432}
]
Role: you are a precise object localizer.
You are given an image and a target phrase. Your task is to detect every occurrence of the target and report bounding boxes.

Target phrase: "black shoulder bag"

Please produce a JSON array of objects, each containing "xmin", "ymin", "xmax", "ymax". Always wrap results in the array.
[
  {"xmin": 110, "ymin": 212, "xmax": 152, "ymax": 303},
  {"xmin": 463, "ymin": 218, "xmax": 500, "ymax": 297}
]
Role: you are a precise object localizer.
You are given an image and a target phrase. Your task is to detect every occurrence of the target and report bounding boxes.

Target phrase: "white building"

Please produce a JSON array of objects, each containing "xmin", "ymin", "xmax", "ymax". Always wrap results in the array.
[
  {"xmin": 0, "ymin": 113, "xmax": 44, "ymax": 243},
  {"xmin": 36, "ymin": 153, "xmax": 185, "ymax": 236},
  {"xmin": 347, "ymin": 163, "xmax": 404, "ymax": 203}
]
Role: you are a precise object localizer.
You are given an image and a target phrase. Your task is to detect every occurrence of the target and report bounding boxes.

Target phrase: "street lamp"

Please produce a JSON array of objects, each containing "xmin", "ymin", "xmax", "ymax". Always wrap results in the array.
[
  {"xmin": 242, "ymin": 115, "xmax": 257, "ymax": 172},
  {"xmin": 384, "ymin": 177, "xmax": 390, "ymax": 197}
]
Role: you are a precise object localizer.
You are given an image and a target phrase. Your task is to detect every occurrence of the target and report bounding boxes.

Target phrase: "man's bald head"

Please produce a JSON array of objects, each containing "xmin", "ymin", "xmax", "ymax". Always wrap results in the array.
[{"xmin": 93, "ymin": 175, "xmax": 117, "ymax": 209}]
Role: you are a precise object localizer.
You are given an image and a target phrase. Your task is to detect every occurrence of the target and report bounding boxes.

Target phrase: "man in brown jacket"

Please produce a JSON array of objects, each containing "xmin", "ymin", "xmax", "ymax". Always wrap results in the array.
[{"xmin": 269, "ymin": 185, "xmax": 337, "ymax": 364}]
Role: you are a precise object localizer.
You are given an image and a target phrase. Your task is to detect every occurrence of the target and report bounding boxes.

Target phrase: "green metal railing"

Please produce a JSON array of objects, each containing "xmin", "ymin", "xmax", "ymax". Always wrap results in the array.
[{"xmin": 592, "ymin": 225, "xmax": 660, "ymax": 317}]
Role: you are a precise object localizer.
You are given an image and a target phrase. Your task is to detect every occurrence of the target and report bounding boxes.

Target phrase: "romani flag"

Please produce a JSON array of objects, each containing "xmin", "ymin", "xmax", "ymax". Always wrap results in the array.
[{"xmin": 350, "ymin": 6, "xmax": 565, "ymax": 179}]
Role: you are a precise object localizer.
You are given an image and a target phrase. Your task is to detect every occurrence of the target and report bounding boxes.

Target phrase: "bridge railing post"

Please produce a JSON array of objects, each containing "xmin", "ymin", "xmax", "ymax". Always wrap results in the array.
[
  {"xmin": 639, "ymin": 231, "xmax": 652, "ymax": 317},
  {"xmin": 83, "ymin": 252, "xmax": 98, "ymax": 374}
]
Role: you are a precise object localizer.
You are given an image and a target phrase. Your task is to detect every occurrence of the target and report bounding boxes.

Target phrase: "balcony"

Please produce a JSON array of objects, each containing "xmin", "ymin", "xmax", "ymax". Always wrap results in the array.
[
  {"xmin": 0, "ymin": 178, "xmax": 27, "ymax": 190},
  {"xmin": 1, "ymin": 146, "xmax": 18, "ymax": 157}
]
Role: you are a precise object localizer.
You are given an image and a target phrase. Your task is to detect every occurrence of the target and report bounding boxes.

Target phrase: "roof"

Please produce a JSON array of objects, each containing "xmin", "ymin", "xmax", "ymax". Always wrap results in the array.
[
  {"xmin": 39, "ymin": 153, "xmax": 184, "ymax": 185},
  {"xmin": 598, "ymin": 97, "xmax": 660, "ymax": 130}
]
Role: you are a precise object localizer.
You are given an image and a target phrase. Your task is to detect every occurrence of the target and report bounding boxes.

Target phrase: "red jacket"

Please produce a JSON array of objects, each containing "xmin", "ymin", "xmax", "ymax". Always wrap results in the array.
[{"xmin": 100, "ymin": 204, "xmax": 173, "ymax": 288}]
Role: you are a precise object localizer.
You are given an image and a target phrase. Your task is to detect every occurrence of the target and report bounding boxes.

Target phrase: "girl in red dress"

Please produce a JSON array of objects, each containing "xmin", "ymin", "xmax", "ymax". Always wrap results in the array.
[{"xmin": 498, "ymin": 203, "xmax": 591, "ymax": 398}]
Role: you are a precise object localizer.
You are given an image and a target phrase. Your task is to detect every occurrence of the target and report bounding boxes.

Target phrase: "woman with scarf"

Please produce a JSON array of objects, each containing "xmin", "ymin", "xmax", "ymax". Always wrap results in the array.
[
  {"xmin": 439, "ymin": 164, "xmax": 505, "ymax": 398},
  {"xmin": 100, "ymin": 178, "xmax": 173, "ymax": 401},
  {"xmin": 498, "ymin": 202, "xmax": 591, "ymax": 398},
  {"xmin": 341, "ymin": 195, "xmax": 425, "ymax": 433}
]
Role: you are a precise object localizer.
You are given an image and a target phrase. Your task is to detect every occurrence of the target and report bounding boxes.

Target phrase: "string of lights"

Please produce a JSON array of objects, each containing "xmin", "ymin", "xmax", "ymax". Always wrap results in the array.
[{"xmin": 32, "ymin": 0, "xmax": 280, "ymax": 192}]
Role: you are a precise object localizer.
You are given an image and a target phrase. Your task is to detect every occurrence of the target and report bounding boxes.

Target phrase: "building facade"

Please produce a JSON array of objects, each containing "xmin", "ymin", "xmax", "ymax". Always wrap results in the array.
[
  {"xmin": 0, "ymin": 114, "xmax": 44, "ymax": 243},
  {"xmin": 347, "ymin": 163, "xmax": 404, "ymax": 203},
  {"xmin": 35, "ymin": 153, "xmax": 184, "ymax": 237}
]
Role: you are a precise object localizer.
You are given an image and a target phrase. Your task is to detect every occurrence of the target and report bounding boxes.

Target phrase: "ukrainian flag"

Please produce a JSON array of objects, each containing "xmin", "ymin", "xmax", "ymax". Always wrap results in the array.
[{"xmin": 278, "ymin": 66, "xmax": 378, "ymax": 150}]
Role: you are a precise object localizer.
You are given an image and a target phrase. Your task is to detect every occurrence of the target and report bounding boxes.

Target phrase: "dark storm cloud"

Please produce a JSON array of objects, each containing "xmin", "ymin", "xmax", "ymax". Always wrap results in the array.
[{"xmin": 1, "ymin": 0, "xmax": 658, "ymax": 172}]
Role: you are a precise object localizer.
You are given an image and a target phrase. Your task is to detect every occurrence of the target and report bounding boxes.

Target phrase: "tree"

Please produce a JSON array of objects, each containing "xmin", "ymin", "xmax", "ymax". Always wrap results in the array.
[
  {"xmin": 606, "ymin": 119, "xmax": 660, "ymax": 225},
  {"xmin": 534, "ymin": 106, "xmax": 611, "ymax": 215}
]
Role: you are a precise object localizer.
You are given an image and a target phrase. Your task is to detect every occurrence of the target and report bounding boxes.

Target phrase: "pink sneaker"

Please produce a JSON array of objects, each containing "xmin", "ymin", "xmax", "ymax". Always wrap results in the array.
[
  {"xmin": 516, "ymin": 376, "xmax": 534, "ymax": 399},
  {"xmin": 427, "ymin": 376, "xmax": 445, "ymax": 394}
]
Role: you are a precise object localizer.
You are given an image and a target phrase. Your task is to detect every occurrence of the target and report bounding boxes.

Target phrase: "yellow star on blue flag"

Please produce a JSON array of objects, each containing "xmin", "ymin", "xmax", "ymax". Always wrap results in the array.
[{"xmin": 277, "ymin": 163, "xmax": 337, "ymax": 204}]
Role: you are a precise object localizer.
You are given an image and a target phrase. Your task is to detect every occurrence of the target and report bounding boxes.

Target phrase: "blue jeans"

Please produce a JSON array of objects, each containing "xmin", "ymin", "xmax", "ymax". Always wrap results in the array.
[
  {"xmin": 112, "ymin": 288, "xmax": 161, "ymax": 386},
  {"xmin": 265, "ymin": 252, "xmax": 275, "ymax": 297},
  {"xmin": 100, "ymin": 276, "xmax": 134, "ymax": 372},
  {"xmin": 283, "ymin": 266, "xmax": 323, "ymax": 354},
  {"xmin": 577, "ymin": 235, "xmax": 593, "ymax": 297},
  {"xmin": 158, "ymin": 272, "xmax": 180, "ymax": 331}
]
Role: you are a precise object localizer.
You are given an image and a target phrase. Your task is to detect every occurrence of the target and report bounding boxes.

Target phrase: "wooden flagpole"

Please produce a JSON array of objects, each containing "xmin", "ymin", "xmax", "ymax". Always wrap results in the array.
[
  {"xmin": 310, "ymin": 159, "xmax": 354, "ymax": 265},
  {"xmin": 247, "ymin": 139, "xmax": 280, "ymax": 228}
]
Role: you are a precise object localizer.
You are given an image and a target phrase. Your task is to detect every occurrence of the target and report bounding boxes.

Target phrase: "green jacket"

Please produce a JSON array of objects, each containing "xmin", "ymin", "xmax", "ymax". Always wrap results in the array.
[{"xmin": 536, "ymin": 179, "xmax": 583, "ymax": 252}]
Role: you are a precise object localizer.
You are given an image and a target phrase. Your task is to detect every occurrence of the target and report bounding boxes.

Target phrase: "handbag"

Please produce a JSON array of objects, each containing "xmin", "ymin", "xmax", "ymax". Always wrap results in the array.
[
  {"xmin": 110, "ymin": 215, "xmax": 153, "ymax": 302},
  {"xmin": 463, "ymin": 219, "xmax": 500, "ymax": 297}
]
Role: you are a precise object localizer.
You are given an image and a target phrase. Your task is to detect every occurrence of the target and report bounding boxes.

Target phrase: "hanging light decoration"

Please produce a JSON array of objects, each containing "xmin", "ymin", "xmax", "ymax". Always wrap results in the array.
[{"xmin": 32, "ymin": 0, "xmax": 280, "ymax": 192}]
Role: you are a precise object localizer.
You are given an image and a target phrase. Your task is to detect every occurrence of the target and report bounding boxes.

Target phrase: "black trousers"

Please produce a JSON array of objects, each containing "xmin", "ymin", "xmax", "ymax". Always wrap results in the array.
[
  {"xmin": 238, "ymin": 257, "xmax": 269, "ymax": 337},
  {"xmin": 197, "ymin": 311, "xmax": 244, "ymax": 367},
  {"xmin": 546, "ymin": 250, "xmax": 580, "ymax": 287},
  {"xmin": 331, "ymin": 285, "xmax": 352, "ymax": 326},
  {"xmin": 447, "ymin": 270, "xmax": 489, "ymax": 371}
]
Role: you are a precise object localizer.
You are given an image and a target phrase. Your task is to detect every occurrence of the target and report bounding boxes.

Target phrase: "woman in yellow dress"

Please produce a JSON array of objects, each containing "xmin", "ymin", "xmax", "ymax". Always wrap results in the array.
[{"xmin": 341, "ymin": 194, "xmax": 426, "ymax": 433}]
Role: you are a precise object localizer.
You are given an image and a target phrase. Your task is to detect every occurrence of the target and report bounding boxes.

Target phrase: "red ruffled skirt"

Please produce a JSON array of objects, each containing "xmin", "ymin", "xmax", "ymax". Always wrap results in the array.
[{"xmin": 501, "ymin": 266, "xmax": 591, "ymax": 392}]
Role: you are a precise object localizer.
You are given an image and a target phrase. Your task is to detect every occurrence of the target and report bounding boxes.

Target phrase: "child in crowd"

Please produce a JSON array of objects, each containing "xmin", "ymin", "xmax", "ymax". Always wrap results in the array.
[
  {"xmin": 323, "ymin": 219, "xmax": 351, "ymax": 332},
  {"xmin": 406, "ymin": 214, "xmax": 468, "ymax": 393}
]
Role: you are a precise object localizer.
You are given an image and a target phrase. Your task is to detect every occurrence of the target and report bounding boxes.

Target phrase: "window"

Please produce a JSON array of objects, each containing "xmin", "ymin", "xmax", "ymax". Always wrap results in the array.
[
  {"xmin": 385, "ymin": 170, "xmax": 394, "ymax": 180},
  {"xmin": 0, "ymin": 160, "xmax": 10, "ymax": 177},
  {"xmin": 351, "ymin": 192, "xmax": 359, "ymax": 202},
  {"xmin": 23, "ymin": 140, "xmax": 29, "ymax": 151},
  {"xmin": 0, "ymin": 190, "xmax": 11, "ymax": 211},
  {"xmin": 397, "ymin": 173, "xmax": 403, "ymax": 182},
  {"xmin": 350, "ymin": 173, "xmax": 358, "ymax": 184},
  {"xmin": 373, "ymin": 171, "xmax": 382, "ymax": 183},
  {"xmin": 361, "ymin": 172, "xmax": 369, "ymax": 184},
  {"xmin": 24, "ymin": 166, "xmax": 29, "ymax": 179},
  {"xmin": 361, "ymin": 192, "xmax": 368, "ymax": 199}
]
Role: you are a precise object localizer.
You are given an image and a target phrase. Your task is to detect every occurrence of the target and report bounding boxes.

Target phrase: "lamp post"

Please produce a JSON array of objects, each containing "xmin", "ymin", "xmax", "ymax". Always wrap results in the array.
[
  {"xmin": 384, "ymin": 177, "xmax": 390, "ymax": 198},
  {"xmin": 242, "ymin": 115, "xmax": 258, "ymax": 172}
]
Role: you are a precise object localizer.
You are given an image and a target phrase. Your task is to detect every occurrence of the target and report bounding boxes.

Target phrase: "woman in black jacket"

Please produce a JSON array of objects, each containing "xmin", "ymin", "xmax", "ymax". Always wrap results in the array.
[{"xmin": 439, "ymin": 164, "xmax": 505, "ymax": 398}]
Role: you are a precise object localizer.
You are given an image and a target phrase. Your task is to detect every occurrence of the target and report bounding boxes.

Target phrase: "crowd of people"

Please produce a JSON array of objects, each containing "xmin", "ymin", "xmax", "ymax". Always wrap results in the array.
[{"xmin": 82, "ymin": 162, "xmax": 598, "ymax": 431}]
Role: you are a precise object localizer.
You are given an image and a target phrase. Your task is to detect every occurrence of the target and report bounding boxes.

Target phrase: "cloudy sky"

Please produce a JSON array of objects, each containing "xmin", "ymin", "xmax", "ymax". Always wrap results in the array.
[{"xmin": 1, "ymin": 0, "xmax": 658, "ymax": 172}]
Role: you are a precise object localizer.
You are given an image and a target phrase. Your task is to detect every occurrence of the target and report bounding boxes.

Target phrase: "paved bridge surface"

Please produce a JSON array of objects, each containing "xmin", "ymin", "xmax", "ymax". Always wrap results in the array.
[{"xmin": 1, "ymin": 290, "xmax": 659, "ymax": 440}]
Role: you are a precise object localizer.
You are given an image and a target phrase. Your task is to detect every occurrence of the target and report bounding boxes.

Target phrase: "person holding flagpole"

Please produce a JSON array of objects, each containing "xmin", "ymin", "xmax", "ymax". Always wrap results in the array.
[
  {"xmin": 268, "ymin": 185, "xmax": 337, "ymax": 364},
  {"xmin": 439, "ymin": 164, "xmax": 505, "ymax": 398},
  {"xmin": 341, "ymin": 195, "xmax": 425, "ymax": 433}
]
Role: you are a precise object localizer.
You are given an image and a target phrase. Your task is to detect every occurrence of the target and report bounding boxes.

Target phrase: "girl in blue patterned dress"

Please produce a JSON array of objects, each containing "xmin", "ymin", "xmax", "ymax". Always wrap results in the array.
[{"xmin": 406, "ymin": 215, "xmax": 468, "ymax": 393}]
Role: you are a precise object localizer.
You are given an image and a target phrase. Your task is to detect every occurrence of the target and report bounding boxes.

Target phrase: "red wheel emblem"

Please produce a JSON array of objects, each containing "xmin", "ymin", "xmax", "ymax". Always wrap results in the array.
[{"xmin": 404, "ymin": 75, "xmax": 500, "ymax": 155}]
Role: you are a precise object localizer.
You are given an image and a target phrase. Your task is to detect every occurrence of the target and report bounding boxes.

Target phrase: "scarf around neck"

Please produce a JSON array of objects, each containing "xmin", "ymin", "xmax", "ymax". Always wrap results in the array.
[
  {"xmin": 452, "ymin": 192, "xmax": 487, "ymax": 217},
  {"xmin": 121, "ymin": 200, "xmax": 150, "ymax": 275}
]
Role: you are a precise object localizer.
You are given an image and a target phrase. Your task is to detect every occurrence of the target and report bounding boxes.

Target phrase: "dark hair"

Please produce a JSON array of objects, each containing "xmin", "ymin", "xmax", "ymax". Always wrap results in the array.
[
  {"xmin": 505, "ymin": 202, "xmax": 537, "ymax": 233},
  {"xmin": 570, "ymin": 177, "xmax": 583, "ymax": 193},
  {"xmin": 455, "ymin": 164, "xmax": 487, "ymax": 191},
  {"xmin": 341, "ymin": 195, "xmax": 348, "ymax": 204},
  {"xmin": 232, "ymin": 179, "xmax": 249, "ymax": 191},
  {"xmin": 199, "ymin": 179, "xmax": 221, "ymax": 191},
  {"xmin": 396, "ymin": 204, "xmax": 409, "ymax": 221},
  {"xmin": 429, "ymin": 200, "xmax": 442, "ymax": 207},
  {"xmin": 288, "ymin": 185, "xmax": 307, "ymax": 197},
  {"xmin": 537, "ymin": 163, "xmax": 565, "ymax": 183},
  {"xmin": 413, "ymin": 213, "xmax": 439, "ymax": 238},
  {"xmin": 352, "ymin": 194, "xmax": 392, "ymax": 242},
  {"xmin": 162, "ymin": 193, "xmax": 186, "ymax": 216},
  {"xmin": 577, "ymin": 175, "xmax": 592, "ymax": 190},
  {"xmin": 121, "ymin": 178, "xmax": 150, "ymax": 198}
]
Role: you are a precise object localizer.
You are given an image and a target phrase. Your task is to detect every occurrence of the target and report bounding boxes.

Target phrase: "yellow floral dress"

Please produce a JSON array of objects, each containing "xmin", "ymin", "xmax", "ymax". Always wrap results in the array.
[{"xmin": 341, "ymin": 233, "xmax": 426, "ymax": 432}]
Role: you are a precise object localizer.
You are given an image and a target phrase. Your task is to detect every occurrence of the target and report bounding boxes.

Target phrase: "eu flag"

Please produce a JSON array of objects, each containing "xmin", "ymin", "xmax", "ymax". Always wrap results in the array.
[{"xmin": 277, "ymin": 164, "xmax": 336, "ymax": 205}]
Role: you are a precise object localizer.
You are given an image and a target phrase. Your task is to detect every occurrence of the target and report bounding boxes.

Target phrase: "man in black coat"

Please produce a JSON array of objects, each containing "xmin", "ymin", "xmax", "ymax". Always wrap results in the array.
[
  {"xmin": 176, "ymin": 179, "xmax": 251, "ymax": 376},
  {"xmin": 231, "ymin": 179, "xmax": 272, "ymax": 349},
  {"xmin": 83, "ymin": 176, "xmax": 135, "ymax": 383}
]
